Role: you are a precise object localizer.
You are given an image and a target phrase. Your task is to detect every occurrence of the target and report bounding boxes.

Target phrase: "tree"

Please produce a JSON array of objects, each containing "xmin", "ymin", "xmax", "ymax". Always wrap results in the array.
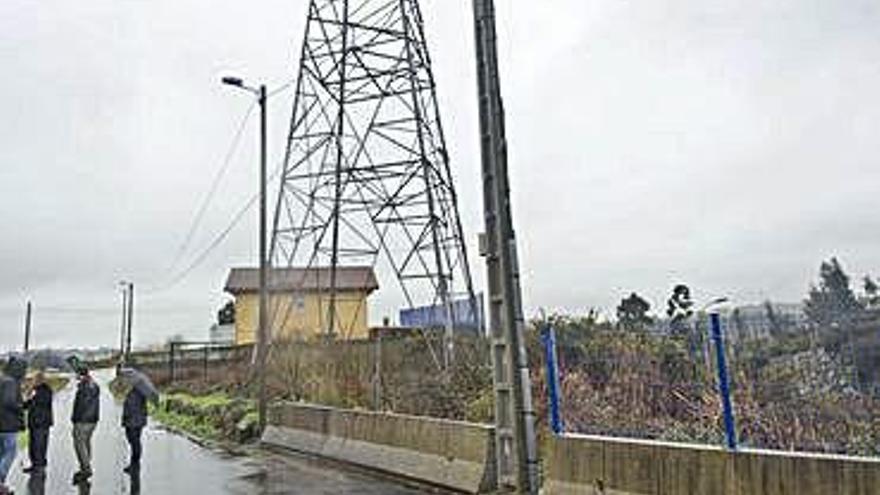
[
  {"xmin": 804, "ymin": 257, "xmax": 863, "ymax": 328},
  {"xmin": 666, "ymin": 284, "xmax": 694, "ymax": 336},
  {"xmin": 865, "ymin": 276, "xmax": 879, "ymax": 308},
  {"xmin": 217, "ymin": 301, "xmax": 235, "ymax": 325},
  {"xmin": 616, "ymin": 292, "xmax": 653, "ymax": 331},
  {"xmin": 764, "ymin": 300, "xmax": 783, "ymax": 336}
]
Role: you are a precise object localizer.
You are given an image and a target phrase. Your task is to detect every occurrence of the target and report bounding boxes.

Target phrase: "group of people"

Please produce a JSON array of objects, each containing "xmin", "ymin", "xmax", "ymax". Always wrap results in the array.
[{"xmin": 0, "ymin": 357, "xmax": 151, "ymax": 494}]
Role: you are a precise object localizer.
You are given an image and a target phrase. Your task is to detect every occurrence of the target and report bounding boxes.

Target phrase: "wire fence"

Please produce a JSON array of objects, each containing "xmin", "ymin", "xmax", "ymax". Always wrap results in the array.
[
  {"xmin": 531, "ymin": 323, "xmax": 726, "ymax": 445},
  {"xmin": 131, "ymin": 343, "xmax": 254, "ymax": 387},
  {"xmin": 535, "ymin": 311, "xmax": 880, "ymax": 457},
  {"xmin": 121, "ymin": 304, "xmax": 880, "ymax": 458}
]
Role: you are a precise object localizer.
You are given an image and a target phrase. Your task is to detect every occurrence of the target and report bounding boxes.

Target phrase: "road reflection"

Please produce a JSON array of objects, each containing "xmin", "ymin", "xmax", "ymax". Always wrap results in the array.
[{"xmin": 25, "ymin": 472, "xmax": 45, "ymax": 495}]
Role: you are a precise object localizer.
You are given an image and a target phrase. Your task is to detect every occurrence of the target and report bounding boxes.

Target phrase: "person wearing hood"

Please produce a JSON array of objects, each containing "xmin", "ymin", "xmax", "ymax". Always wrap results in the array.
[
  {"xmin": 23, "ymin": 371, "xmax": 53, "ymax": 475},
  {"xmin": 119, "ymin": 366, "xmax": 157, "ymax": 476},
  {"xmin": 71, "ymin": 365, "xmax": 99, "ymax": 485},
  {"xmin": 122, "ymin": 379, "xmax": 148, "ymax": 474},
  {"xmin": 0, "ymin": 357, "xmax": 26, "ymax": 495}
]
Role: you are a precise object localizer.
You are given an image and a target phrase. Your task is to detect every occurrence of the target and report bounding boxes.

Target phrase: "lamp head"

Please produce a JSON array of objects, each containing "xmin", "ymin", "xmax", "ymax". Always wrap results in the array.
[{"xmin": 222, "ymin": 76, "xmax": 244, "ymax": 87}]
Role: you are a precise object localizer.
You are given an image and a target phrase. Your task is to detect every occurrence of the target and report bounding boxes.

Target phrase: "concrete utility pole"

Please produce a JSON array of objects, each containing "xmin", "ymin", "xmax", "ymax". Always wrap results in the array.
[
  {"xmin": 126, "ymin": 282, "xmax": 134, "ymax": 361},
  {"xmin": 222, "ymin": 76, "xmax": 269, "ymax": 433},
  {"xmin": 472, "ymin": 0, "xmax": 540, "ymax": 492},
  {"xmin": 119, "ymin": 285, "xmax": 128, "ymax": 359},
  {"xmin": 23, "ymin": 301, "xmax": 32, "ymax": 353},
  {"xmin": 257, "ymin": 83, "xmax": 269, "ymax": 433}
]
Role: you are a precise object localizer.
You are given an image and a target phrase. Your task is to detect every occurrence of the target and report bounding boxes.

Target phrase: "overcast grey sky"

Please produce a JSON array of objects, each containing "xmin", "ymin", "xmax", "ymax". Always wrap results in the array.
[{"xmin": 1, "ymin": 0, "xmax": 879, "ymax": 351}]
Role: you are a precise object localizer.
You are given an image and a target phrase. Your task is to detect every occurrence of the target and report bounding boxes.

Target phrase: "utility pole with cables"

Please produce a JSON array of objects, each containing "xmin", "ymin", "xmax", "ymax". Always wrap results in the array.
[
  {"xmin": 119, "ymin": 282, "xmax": 129, "ymax": 360},
  {"xmin": 257, "ymin": 83, "xmax": 269, "ymax": 433},
  {"xmin": 126, "ymin": 282, "xmax": 134, "ymax": 361},
  {"xmin": 23, "ymin": 301, "xmax": 32, "ymax": 353},
  {"xmin": 473, "ymin": 0, "xmax": 540, "ymax": 492},
  {"xmin": 222, "ymin": 76, "xmax": 270, "ymax": 433}
]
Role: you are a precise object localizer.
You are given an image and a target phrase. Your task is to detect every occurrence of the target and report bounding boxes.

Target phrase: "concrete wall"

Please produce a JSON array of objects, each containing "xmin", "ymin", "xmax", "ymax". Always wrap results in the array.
[
  {"xmin": 546, "ymin": 433, "xmax": 880, "ymax": 495},
  {"xmin": 262, "ymin": 403, "xmax": 880, "ymax": 494},
  {"xmin": 261, "ymin": 402, "xmax": 497, "ymax": 493}
]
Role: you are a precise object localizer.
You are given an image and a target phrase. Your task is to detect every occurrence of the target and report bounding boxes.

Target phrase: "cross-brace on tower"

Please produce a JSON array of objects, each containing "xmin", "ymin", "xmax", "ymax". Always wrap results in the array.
[{"xmin": 270, "ymin": 0, "xmax": 477, "ymax": 369}]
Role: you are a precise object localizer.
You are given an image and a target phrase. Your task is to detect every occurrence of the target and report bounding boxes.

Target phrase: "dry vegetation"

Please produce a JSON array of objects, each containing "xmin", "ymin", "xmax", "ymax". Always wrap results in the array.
[{"xmin": 142, "ymin": 313, "xmax": 880, "ymax": 457}]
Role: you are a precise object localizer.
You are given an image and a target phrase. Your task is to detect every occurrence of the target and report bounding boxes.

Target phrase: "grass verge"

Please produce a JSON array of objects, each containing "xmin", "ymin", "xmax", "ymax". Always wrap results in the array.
[
  {"xmin": 150, "ymin": 392, "xmax": 259, "ymax": 444},
  {"xmin": 151, "ymin": 400, "xmax": 221, "ymax": 440}
]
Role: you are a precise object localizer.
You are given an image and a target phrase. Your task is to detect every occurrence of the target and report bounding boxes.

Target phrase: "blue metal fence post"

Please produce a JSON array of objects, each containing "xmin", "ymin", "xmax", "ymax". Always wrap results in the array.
[
  {"xmin": 710, "ymin": 312, "xmax": 737, "ymax": 450},
  {"xmin": 541, "ymin": 325, "xmax": 564, "ymax": 435}
]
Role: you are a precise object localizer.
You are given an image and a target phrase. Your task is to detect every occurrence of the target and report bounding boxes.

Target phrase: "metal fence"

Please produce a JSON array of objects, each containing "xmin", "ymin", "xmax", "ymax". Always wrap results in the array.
[
  {"xmin": 123, "ymin": 310, "xmax": 880, "ymax": 458},
  {"xmin": 130, "ymin": 342, "xmax": 254, "ymax": 385},
  {"xmin": 536, "ymin": 312, "xmax": 880, "ymax": 457}
]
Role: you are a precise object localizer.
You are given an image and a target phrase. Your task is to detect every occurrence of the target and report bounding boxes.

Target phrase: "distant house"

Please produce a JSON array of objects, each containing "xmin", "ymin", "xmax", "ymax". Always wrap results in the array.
[
  {"xmin": 209, "ymin": 323, "xmax": 235, "ymax": 345},
  {"xmin": 725, "ymin": 302, "xmax": 807, "ymax": 339},
  {"xmin": 223, "ymin": 266, "xmax": 379, "ymax": 344}
]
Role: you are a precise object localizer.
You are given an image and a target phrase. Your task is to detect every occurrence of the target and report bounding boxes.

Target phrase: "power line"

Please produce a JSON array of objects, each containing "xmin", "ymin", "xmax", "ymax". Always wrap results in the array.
[
  {"xmin": 166, "ymin": 101, "xmax": 257, "ymax": 274},
  {"xmin": 0, "ymin": 306, "xmax": 208, "ymax": 315},
  {"xmin": 267, "ymin": 76, "xmax": 298, "ymax": 99},
  {"xmin": 145, "ymin": 158, "xmax": 288, "ymax": 295},
  {"xmin": 148, "ymin": 194, "xmax": 258, "ymax": 294},
  {"xmin": 146, "ymin": 79, "xmax": 298, "ymax": 295}
]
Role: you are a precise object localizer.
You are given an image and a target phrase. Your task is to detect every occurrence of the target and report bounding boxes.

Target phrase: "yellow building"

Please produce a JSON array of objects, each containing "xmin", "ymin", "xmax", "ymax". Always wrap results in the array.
[{"xmin": 224, "ymin": 266, "xmax": 379, "ymax": 344}]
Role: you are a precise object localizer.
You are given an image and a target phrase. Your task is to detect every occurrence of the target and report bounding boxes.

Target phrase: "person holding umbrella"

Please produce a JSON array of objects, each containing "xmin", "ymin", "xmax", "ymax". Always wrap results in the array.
[
  {"xmin": 119, "ymin": 368, "xmax": 158, "ymax": 474},
  {"xmin": 23, "ymin": 371, "xmax": 53, "ymax": 475},
  {"xmin": 0, "ymin": 357, "xmax": 26, "ymax": 495}
]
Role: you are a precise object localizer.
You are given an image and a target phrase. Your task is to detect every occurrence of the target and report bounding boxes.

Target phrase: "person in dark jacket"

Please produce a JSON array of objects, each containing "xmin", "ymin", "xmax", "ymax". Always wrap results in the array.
[
  {"xmin": 23, "ymin": 371, "xmax": 53, "ymax": 474},
  {"xmin": 122, "ymin": 385, "xmax": 148, "ymax": 474},
  {"xmin": 0, "ymin": 357, "xmax": 26, "ymax": 495},
  {"xmin": 71, "ymin": 366, "xmax": 100, "ymax": 484}
]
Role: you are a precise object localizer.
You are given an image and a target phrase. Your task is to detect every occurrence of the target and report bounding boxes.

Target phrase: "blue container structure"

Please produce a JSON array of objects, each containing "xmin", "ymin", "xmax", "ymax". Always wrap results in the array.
[{"xmin": 399, "ymin": 295, "xmax": 485, "ymax": 334}]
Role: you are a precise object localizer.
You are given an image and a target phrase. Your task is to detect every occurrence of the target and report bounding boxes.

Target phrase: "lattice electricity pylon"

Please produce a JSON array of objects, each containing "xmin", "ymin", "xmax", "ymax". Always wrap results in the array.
[{"xmin": 269, "ymin": 0, "xmax": 477, "ymax": 370}]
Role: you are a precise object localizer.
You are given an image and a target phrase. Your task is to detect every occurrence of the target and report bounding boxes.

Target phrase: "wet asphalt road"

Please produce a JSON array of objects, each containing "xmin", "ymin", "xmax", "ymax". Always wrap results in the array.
[{"xmin": 7, "ymin": 371, "xmax": 434, "ymax": 494}]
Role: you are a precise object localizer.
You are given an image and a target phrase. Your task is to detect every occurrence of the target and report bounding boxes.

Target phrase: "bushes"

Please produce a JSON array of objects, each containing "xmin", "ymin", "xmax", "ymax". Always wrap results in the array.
[
  {"xmin": 266, "ymin": 336, "xmax": 493, "ymax": 421},
  {"xmin": 527, "ymin": 315, "xmax": 880, "ymax": 456},
  {"xmin": 153, "ymin": 393, "xmax": 259, "ymax": 443}
]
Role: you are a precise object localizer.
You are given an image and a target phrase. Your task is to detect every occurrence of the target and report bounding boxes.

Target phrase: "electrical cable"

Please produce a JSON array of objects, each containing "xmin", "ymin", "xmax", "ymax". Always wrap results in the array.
[
  {"xmin": 145, "ymin": 156, "xmax": 288, "ymax": 296},
  {"xmin": 145, "ymin": 78, "xmax": 298, "ymax": 294},
  {"xmin": 165, "ymin": 101, "xmax": 257, "ymax": 275}
]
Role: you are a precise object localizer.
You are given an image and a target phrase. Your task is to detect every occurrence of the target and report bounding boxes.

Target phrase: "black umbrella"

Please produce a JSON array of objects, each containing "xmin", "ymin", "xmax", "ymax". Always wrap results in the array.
[
  {"xmin": 119, "ymin": 368, "xmax": 159, "ymax": 404},
  {"xmin": 3, "ymin": 356, "xmax": 27, "ymax": 381}
]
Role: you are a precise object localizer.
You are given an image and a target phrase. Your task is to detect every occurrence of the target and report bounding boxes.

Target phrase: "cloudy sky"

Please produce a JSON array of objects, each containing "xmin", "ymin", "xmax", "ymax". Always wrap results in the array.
[{"xmin": 1, "ymin": 0, "xmax": 879, "ymax": 351}]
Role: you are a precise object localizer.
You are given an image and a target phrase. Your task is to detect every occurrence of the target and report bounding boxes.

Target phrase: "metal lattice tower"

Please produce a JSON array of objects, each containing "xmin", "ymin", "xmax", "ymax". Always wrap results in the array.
[{"xmin": 270, "ymin": 0, "xmax": 477, "ymax": 367}]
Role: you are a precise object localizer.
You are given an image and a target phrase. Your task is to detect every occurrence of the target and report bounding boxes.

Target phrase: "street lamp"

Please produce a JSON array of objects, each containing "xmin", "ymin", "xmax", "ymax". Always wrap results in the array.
[
  {"xmin": 701, "ymin": 297, "xmax": 730, "ymax": 313},
  {"xmin": 222, "ymin": 75, "xmax": 269, "ymax": 433},
  {"xmin": 221, "ymin": 76, "xmax": 258, "ymax": 94}
]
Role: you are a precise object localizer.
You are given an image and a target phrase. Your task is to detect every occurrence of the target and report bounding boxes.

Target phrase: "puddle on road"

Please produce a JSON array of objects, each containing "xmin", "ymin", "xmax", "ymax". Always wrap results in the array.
[{"xmin": 10, "ymin": 370, "xmax": 432, "ymax": 494}]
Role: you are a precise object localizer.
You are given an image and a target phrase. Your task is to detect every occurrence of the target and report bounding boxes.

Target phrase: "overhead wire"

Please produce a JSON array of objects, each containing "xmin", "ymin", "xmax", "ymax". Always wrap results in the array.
[
  {"xmin": 165, "ymin": 101, "xmax": 257, "ymax": 275},
  {"xmin": 145, "ymin": 79, "xmax": 298, "ymax": 295},
  {"xmin": 150, "ymin": 194, "xmax": 258, "ymax": 294},
  {"xmin": 144, "ymin": 157, "xmax": 289, "ymax": 296},
  {"xmin": 267, "ymin": 76, "xmax": 298, "ymax": 99}
]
